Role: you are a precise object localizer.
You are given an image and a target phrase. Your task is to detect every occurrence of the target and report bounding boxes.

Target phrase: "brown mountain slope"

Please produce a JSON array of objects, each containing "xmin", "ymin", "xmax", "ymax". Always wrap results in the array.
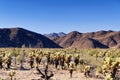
[
  {"xmin": 94, "ymin": 31, "xmax": 120, "ymax": 47},
  {"xmin": 0, "ymin": 28, "xmax": 61, "ymax": 48},
  {"xmin": 55, "ymin": 30, "xmax": 120, "ymax": 48},
  {"xmin": 70, "ymin": 38, "xmax": 108, "ymax": 48},
  {"xmin": 56, "ymin": 31, "xmax": 82, "ymax": 48}
]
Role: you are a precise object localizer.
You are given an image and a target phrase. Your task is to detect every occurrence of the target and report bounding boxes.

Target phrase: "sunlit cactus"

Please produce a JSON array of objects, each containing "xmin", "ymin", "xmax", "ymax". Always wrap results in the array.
[
  {"xmin": 95, "ymin": 66, "xmax": 102, "ymax": 78},
  {"xmin": 105, "ymin": 74, "xmax": 113, "ymax": 80},
  {"xmin": 35, "ymin": 52, "xmax": 42, "ymax": 67},
  {"xmin": 84, "ymin": 65, "xmax": 91, "ymax": 77},
  {"xmin": 69, "ymin": 61, "xmax": 75, "ymax": 78},
  {"xmin": 29, "ymin": 52, "xmax": 34, "ymax": 68},
  {"xmin": 9, "ymin": 70, "xmax": 16, "ymax": 80},
  {"xmin": 102, "ymin": 57, "xmax": 120, "ymax": 79},
  {"xmin": 4, "ymin": 54, "xmax": 12, "ymax": 69}
]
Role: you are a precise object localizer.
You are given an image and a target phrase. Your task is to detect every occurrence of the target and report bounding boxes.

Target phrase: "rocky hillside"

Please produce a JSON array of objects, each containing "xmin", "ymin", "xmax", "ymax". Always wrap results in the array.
[
  {"xmin": 0, "ymin": 28, "xmax": 61, "ymax": 48},
  {"xmin": 55, "ymin": 30, "xmax": 120, "ymax": 49}
]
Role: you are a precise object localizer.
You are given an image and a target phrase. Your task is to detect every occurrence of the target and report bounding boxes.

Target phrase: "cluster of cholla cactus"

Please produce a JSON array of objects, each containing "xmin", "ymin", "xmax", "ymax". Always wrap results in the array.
[
  {"xmin": 102, "ymin": 57, "xmax": 120, "ymax": 80},
  {"xmin": 0, "ymin": 48, "xmax": 119, "ymax": 80},
  {"xmin": 5, "ymin": 54, "xmax": 12, "ymax": 69},
  {"xmin": 0, "ymin": 52, "xmax": 12, "ymax": 70},
  {"xmin": 27, "ymin": 49, "xmax": 82, "ymax": 79}
]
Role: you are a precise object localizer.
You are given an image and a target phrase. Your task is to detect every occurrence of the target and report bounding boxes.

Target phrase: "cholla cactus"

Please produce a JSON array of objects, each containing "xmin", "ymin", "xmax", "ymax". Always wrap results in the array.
[
  {"xmin": 36, "ymin": 65, "xmax": 54, "ymax": 80},
  {"xmin": 95, "ymin": 66, "xmax": 102, "ymax": 78},
  {"xmin": 102, "ymin": 57, "xmax": 120, "ymax": 79},
  {"xmin": 0, "ymin": 55, "xmax": 3, "ymax": 69},
  {"xmin": 29, "ymin": 52, "xmax": 35, "ymax": 68},
  {"xmin": 35, "ymin": 52, "xmax": 42, "ymax": 67},
  {"xmin": 105, "ymin": 74, "xmax": 113, "ymax": 80},
  {"xmin": 9, "ymin": 70, "xmax": 15, "ymax": 80},
  {"xmin": 69, "ymin": 61, "xmax": 75, "ymax": 78},
  {"xmin": 4, "ymin": 54, "xmax": 11, "ymax": 69},
  {"xmin": 84, "ymin": 65, "xmax": 90, "ymax": 77},
  {"xmin": 74, "ymin": 54, "xmax": 80, "ymax": 66}
]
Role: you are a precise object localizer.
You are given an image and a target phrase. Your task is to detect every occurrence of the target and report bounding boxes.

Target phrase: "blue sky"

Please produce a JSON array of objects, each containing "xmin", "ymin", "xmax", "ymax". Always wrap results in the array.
[{"xmin": 0, "ymin": 0, "xmax": 120, "ymax": 34}]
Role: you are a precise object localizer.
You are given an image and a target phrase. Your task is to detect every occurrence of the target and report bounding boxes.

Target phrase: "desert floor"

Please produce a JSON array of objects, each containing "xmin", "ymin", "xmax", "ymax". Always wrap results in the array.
[{"xmin": 0, "ymin": 64, "xmax": 103, "ymax": 80}]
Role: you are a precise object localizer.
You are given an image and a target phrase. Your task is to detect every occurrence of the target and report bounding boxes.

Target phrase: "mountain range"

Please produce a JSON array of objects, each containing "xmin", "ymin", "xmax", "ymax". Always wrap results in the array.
[
  {"xmin": 0, "ymin": 28, "xmax": 61, "ymax": 48},
  {"xmin": 54, "ymin": 30, "xmax": 120, "ymax": 49},
  {"xmin": 44, "ymin": 32, "xmax": 66, "ymax": 41},
  {"xmin": 0, "ymin": 27, "xmax": 120, "ymax": 49}
]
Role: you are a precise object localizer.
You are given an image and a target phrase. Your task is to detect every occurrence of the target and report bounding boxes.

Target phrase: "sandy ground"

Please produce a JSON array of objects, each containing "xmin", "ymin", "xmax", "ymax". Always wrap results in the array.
[
  {"xmin": 0, "ymin": 64, "xmax": 103, "ymax": 80},
  {"xmin": 0, "ymin": 69, "xmax": 102, "ymax": 80}
]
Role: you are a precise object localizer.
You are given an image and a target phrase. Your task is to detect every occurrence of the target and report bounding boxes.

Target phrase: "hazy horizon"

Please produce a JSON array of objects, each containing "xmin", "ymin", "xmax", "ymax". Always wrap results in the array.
[{"xmin": 0, "ymin": 0, "xmax": 120, "ymax": 34}]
